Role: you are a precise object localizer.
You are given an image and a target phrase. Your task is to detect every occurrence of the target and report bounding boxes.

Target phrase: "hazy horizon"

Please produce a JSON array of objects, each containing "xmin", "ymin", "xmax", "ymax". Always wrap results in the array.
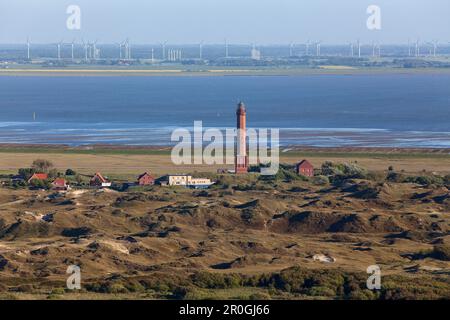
[{"xmin": 0, "ymin": 0, "xmax": 449, "ymax": 44}]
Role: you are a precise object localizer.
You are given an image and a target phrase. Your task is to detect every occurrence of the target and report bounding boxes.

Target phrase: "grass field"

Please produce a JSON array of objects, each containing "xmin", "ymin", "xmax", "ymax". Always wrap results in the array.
[{"xmin": 0, "ymin": 146, "xmax": 449, "ymax": 176}]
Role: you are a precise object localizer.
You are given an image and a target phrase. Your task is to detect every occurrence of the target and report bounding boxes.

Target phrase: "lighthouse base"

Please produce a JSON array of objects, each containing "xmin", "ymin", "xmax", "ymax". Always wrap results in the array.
[{"xmin": 235, "ymin": 155, "xmax": 248, "ymax": 174}]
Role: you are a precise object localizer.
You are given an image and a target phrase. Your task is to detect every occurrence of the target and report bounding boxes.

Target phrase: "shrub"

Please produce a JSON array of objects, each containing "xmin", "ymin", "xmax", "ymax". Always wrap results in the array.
[
  {"xmin": 259, "ymin": 166, "xmax": 306, "ymax": 183},
  {"xmin": 308, "ymin": 286, "xmax": 337, "ymax": 297},
  {"xmin": 29, "ymin": 178, "xmax": 51, "ymax": 189},
  {"xmin": 322, "ymin": 162, "xmax": 369, "ymax": 181},
  {"xmin": 404, "ymin": 175, "xmax": 444, "ymax": 187},
  {"xmin": 431, "ymin": 245, "xmax": 450, "ymax": 261},
  {"xmin": 48, "ymin": 169, "xmax": 59, "ymax": 179},
  {"xmin": 65, "ymin": 169, "xmax": 77, "ymax": 176},
  {"xmin": 386, "ymin": 171, "xmax": 405, "ymax": 183},
  {"xmin": 106, "ymin": 283, "xmax": 128, "ymax": 294},
  {"xmin": 249, "ymin": 292, "xmax": 271, "ymax": 300},
  {"xmin": 312, "ymin": 175, "xmax": 329, "ymax": 185},
  {"xmin": 443, "ymin": 175, "xmax": 450, "ymax": 186},
  {"xmin": 191, "ymin": 272, "xmax": 243, "ymax": 289},
  {"xmin": 50, "ymin": 288, "xmax": 66, "ymax": 295}
]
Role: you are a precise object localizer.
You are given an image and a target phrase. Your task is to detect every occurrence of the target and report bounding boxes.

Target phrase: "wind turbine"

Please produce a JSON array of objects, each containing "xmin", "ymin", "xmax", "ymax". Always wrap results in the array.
[
  {"xmin": 225, "ymin": 38, "xmax": 229, "ymax": 58},
  {"xmin": 117, "ymin": 42, "xmax": 123, "ymax": 60},
  {"xmin": 408, "ymin": 39, "xmax": 412, "ymax": 57},
  {"xmin": 26, "ymin": 37, "xmax": 31, "ymax": 60},
  {"xmin": 289, "ymin": 42, "xmax": 294, "ymax": 57},
  {"xmin": 432, "ymin": 40, "xmax": 438, "ymax": 57},
  {"xmin": 199, "ymin": 41, "xmax": 204, "ymax": 60},
  {"xmin": 82, "ymin": 40, "xmax": 88, "ymax": 62},
  {"xmin": 127, "ymin": 39, "xmax": 131, "ymax": 60},
  {"xmin": 93, "ymin": 40, "xmax": 98, "ymax": 60},
  {"xmin": 57, "ymin": 40, "xmax": 63, "ymax": 61},
  {"xmin": 415, "ymin": 39, "xmax": 420, "ymax": 57},
  {"xmin": 305, "ymin": 40, "xmax": 310, "ymax": 56},
  {"xmin": 357, "ymin": 39, "xmax": 361, "ymax": 58},
  {"xmin": 71, "ymin": 39, "xmax": 75, "ymax": 61},
  {"xmin": 349, "ymin": 42, "xmax": 354, "ymax": 57},
  {"xmin": 315, "ymin": 41, "xmax": 321, "ymax": 56},
  {"xmin": 87, "ymin": 41, "xmax": 93, "ymax": 59}
]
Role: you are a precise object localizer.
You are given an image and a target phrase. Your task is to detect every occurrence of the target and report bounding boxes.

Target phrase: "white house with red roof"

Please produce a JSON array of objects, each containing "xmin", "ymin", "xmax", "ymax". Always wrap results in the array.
[
  {"xmin": 52, "ymin": 178, "xmax": 70, "ymax": 191},
  {"xmin": 90, "ymin": 172, "xmax": 112, "ymax": 188}
]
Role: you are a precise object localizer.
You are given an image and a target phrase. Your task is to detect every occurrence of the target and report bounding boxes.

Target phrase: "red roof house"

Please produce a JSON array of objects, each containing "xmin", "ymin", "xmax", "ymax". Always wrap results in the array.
[
  {"xmin": 27, "ymin": 173, "xmax": 48, "ymax": 184},
  {"xmin": 296, "ymin": 160, "xmax": 314, "ymax": 177},
  {"xmin": 52, "ymin": 178, "xmax": 69, "ymax": 191},
  {"xmin": 137, "ymin": 172, "xmax": 155, "ymax": 186},
  {"xmin": 90, "ymin": 172, "xmax": 112, "ymax": 187}
]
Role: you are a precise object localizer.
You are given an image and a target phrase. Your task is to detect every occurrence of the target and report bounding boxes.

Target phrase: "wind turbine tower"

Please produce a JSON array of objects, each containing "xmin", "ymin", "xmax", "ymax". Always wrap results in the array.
[
  {"xmin": 415, "ymin": 39, "xmax": 420, "ymax": 57},
  {"xmin": 26, "ymin": 37, "xmax": 31, "ymax": 60},
  {"xmin": 433, "ymin": 40, "xmax": 438, "ymax": 57},
  {"xmin": 57, "ymin": 41, "xmax": 62, "ymax": 60},
  {"xmin": 408, "ymin": 39, "xmax": 411, "ymax": 57},
  {"xmin": 316, "ymin": 41, "xmax": 321, "ymax": 56},
  {"xmin": 82, "ymin": 40, "xmax": 88, "ymax": 62},
  {"xmin": 71, "ymin": 40, "xmax": 75, "ymax": 61},
  {"xmin": 225, "ymin": 39, "xmax": 229, "ymax": 58},
  {"xmin": 199, "ymin": 41, "xmax": 204, "ymax": 60},
  {"xmin": 357, "ymin": 40, "xmax": 361, "ymax": 58}
]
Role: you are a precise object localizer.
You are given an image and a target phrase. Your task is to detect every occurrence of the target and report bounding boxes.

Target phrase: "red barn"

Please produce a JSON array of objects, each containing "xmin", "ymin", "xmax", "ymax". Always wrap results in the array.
[
  {"xmin": 137, "ymin": 172, "xmax": 155, "ymax": 186},
  {"xmin": 27, "ymin": 173, "xmax": 48, "ymax": 184},
  {"xmin": 296, "ymin": 160, "xmax": 314, "ymax": 177}
]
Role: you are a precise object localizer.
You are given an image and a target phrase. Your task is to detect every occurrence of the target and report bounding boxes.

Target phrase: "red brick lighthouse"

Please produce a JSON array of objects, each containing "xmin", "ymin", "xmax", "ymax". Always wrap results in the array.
[{"xmin": 235, "ymin": 102, "xmax": 248, "ymax": 174}]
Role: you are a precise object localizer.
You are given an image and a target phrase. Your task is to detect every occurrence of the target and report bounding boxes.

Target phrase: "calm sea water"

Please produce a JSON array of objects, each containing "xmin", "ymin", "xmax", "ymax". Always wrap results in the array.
[{"xmin": 0, "ymin": 74, "xmax": 449, "ymax": 147}]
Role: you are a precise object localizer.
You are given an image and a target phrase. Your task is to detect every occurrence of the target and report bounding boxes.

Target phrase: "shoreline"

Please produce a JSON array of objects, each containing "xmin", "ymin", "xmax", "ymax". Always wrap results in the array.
[
  {"xmin": 0, "ymin": 143, "xmax": 449, "ymax": 157},
  {"xmin": 1, "ymin": 67, "xmax": 450, "ymax": 77}
]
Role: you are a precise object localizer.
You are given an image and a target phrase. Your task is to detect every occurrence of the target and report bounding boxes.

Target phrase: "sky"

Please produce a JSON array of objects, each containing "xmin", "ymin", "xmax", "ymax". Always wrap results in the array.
[{"xmin": 0, "ymin": 0, "xmax": 449, "ymax": 44}]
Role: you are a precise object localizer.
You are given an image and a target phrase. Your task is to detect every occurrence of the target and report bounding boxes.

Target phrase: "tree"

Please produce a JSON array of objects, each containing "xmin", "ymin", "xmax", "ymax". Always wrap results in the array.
[
  {"xmin": 31, "ymin": 159, "xmax": 54, "ymax": 173},
  {"xmin": 18, "ymin": 168, "xmax": 35, "ymax": 180},
  {"xmin": 66, "ymin": 169, "xmax": 77, "ymax": 176},
  {"xmin": 48, "ymin": 169, "xmax": 59, "ymax": 179},
  {"xmin": 29, "ymin": 178, "xmax": 51, "ymax": 190}
]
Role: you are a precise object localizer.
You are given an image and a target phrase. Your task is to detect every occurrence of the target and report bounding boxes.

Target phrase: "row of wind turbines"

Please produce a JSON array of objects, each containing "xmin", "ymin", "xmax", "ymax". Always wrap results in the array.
[
  {"xmin": 26, "ymin": 38, "xmax": 101, "ymax": 61},
  {"xmin": 289, "ymin": 39, "xmax": 445, "ymax": 58},
  {"xmin": 24, "ymin": 38, "xmax": 449, "ymax": 61}
]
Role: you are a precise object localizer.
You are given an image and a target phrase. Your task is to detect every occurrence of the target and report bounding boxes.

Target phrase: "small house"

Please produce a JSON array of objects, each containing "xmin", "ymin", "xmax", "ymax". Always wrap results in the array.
[
  {"xmin": 90, "ymin": 172, "xmax": 112, "ymax": 188},
  {"xmin": 296, "ymin": 160, "xmax": 314, "ymax": 177},
  {"xmin": 27, "ymin": 173, "xmax": 48, "ymax": 184},
  {"xmin": 52, "ymin": 178, "xmax": 70, "ymax": 191},
  {"xmin": 137, "ymin": 172, "xmax": 155, "ymax": 186}
]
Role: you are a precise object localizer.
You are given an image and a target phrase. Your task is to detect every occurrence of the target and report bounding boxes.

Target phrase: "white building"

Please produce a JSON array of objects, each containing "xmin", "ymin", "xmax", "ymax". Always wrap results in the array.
[{"xmin": 160, "ymin": 175, "xmax": 214, "ymax": 189}]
